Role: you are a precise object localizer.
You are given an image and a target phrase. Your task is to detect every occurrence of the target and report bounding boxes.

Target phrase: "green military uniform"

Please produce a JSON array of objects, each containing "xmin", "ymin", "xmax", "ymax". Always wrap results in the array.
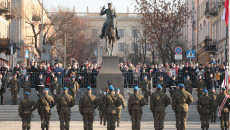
[
  {"xmin": 150, "ymin": 89, "xmax": 171, "ymax": 130},
  {"xmin": 128, "ymin": 89, "xmax": 147, "ymax": 130},
  {"xmin": 217, "ymin": 91, "xmax": 230, "ymax": 130},
  {"xmin": 172, "ymin": 85, "xmax": 193, "ymax": 130},
  {"xmin": 139, "ymin": 80, "xmax": 151, "ymax": 102},
  {"xmin": 195, "ymin": 79, "xmax": 206, "ymax": 98},
  {"xmin": 184, "ymin": 80, "xmax": 192, "ymax": 94},
  {"xmin": 49, "ymin": 80, "xmax": 61, "ymax": 100},
  {"xmin": 67, "ymin": 80, "xmax": 79, "ymax": 100},
  {"xmin": 209, "ymin": 90, "xmax": 218, "ymax": 122},
  {"xmin": 56, "ymin": 89, "xmax": 75, "ymax": 130},
  {"xmin": 37, "ymin": 92, "xmax": 55, "ymax": 130},
  {"xmin": 116, "ymin": 92, "xmax": 126, "ymax": 126},
  {"xmin": 18, "ymin": 93, "xmax": 36, "ymax": 130},
  {"xmin": 103, "ymin": 90, "xmax": 121, "ymax": 130},
  {"xmin": 197, "ymin": 91, "xmax": 213, "ymax": 130},
  {"xmin": 98, "ymin": 95, "xmax": 106, "ymax": 125},
  {"xmin": 158, "ymin": 80, "xmax": 166, "ymax": 93},
  {"xmin": 22, "ymin": 80, "xmax": 31, "ymax": 93},
  {"xmin": 79, "ymin": 90, "xmax": 98, "ymax": 130},
  {"xmin": 9, "ymin": 78, "xmax": 20, "ymax": 105}
]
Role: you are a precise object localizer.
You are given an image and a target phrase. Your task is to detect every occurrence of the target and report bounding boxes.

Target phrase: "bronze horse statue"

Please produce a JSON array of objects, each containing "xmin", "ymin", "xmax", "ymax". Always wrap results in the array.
[{"xmin": 104, "ymin": 16, "xmax": 117, "ymax": 56}]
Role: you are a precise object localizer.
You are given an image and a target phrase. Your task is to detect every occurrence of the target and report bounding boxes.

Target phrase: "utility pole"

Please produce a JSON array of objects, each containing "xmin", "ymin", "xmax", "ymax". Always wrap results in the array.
[
  {"xmin": 64, "ymin": 30, "xmax": 67, "ymax": 68},
  {"xmin": 41, "ymin": 0, "xmax": 44, "ymax": 62}
]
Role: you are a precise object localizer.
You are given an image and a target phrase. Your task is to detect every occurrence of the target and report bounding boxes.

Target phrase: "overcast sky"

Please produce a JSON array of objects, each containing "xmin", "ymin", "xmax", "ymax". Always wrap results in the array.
[{"xmin": 43, "ymin": 0, "xmax": 136, "ymax": 13}]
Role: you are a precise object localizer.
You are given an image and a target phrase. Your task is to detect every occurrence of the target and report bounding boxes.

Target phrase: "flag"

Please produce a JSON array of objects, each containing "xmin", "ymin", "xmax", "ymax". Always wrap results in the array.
[
  {"xmin": 221, "ymin": 70, "xmax": 230, "ymax": 92},
  {"xmin": 223, "ymin": 0, "xmax": 230, "ymax": 26}
]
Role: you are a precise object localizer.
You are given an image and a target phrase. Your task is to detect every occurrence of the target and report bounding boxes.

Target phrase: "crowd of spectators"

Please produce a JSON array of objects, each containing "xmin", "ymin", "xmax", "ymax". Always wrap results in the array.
[{"xmin": 0, "ymin": 59, "xmax": 227, "ymax": 90}]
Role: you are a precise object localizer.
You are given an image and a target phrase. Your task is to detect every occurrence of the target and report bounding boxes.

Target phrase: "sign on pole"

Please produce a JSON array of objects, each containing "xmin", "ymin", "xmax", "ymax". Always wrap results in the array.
[
  {"xmin": 175, "ymin": 54, "xmax": 182, "ymax": 60},
  {"xmin": 186, "ymin": 50, "xmax": 195, "ymax": 58},
  {"xmin": 11, "ymin": 45, "xmax": 13, "ymax": 55},
  {"xmin": 25, "ymin": 50, "xmax": 29, "ymax": 59},
  {"xmin": 174, "ymin": 46, "xmax": 182, "ymax": 54}
]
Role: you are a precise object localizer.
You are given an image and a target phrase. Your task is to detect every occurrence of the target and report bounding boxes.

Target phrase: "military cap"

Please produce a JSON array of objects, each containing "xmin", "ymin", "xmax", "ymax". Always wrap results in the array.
[
  {"xmin": 39, "ymin": 73, "xmax": 43, "ymax": 76},
  {"xmin": 109, "ymin": 85, "xmax": 115, "ymax": 91},
  {"xmin": 115, "ymin": 88, "xmax": 120, "ymax": 91},
  {"xmin": 71, "ymin": 75, "xmax": 75, "ymax": 78},
  {"xmin": 24, "ymin": 92, "xmax": 30, "ymax": 95},
  {"xmin": 25, "ymin": 75, "xmax": 28, "ymax": 79},
  {"xmin": 177, "ymin": 84, "xmax": 185, "ymax": 88},
  {"xmin": 203, "ymin": 89, "xmax": 208, "ymax": 93},
  {"xmin": 134, "ymin": 86, "xmax": 139, "ymax": 91},
  {"xmin": 211, "ymin": 87, "xmax": 215, "ymax": 90},
  {"xmin": 222, "ymin": 87, "xmax": 226, "ymax": 90},
  {"xmin": 63, "ymin": 87, "xmax": 68, "ymax": 90},
  {"xmin": 87, "ymin": 86, "xmax": 92, "ymax": 90},
  {"xmin": 157, "ymin": 84, "xmax": 162, "ymax": 90},
  {"xmin": 108, "ymin": 3, "xmax": 112, "ymax": 6},
  {"xmin": 187, "ymin": 75, "xmax": 190, "ymax": 78},
  {"xmin": 143, "ymin": 75, "xmax": 147, "ymax": 78},
  {"xmin": 103, "ymin": 92, "xmax": 106, "ymax": 95},
  {"xmin": 43, "ymin": 88, "xmax": 49, "ymax": 91}
]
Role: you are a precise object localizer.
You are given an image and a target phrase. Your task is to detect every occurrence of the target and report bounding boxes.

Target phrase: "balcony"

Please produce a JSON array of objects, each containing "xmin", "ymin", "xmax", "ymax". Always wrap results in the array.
[
  {"xmin": 0, "ymin": 38, "xmax": 10, "ymax": 55},
  {"xmin": 209, "ymin": 7, "xmax": 218, "ymax": 17},
  {"xmin": 4, "ymin": 14, "xmax": 15, "ymax": 20},
  {"xmin": 204, "ymin": 2, "xmax": 211, "ymax": 18},
  {"xmin": 205, "ymin": 45, "xmax": 216, "ymax": 52},
  {"xmin": 32, "ymin": 15, "xmax": 41, "ymax": 21}
]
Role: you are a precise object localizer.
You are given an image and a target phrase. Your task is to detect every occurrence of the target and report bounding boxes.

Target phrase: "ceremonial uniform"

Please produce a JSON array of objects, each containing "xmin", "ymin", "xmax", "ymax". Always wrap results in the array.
[
  {"xmin": 139, "ymin": 79, "xmax": 151, "ymax": 102},
  {"xmin": 9, "ymin": 77, "xmax": 20, "ymax": 105},
  {"xmin": 115, "ymin": 89, "xmax": 126, "ymax": 127},
  {"xmin": 66, "ymin": 79, "xmax": 79, "ymax": 100}
]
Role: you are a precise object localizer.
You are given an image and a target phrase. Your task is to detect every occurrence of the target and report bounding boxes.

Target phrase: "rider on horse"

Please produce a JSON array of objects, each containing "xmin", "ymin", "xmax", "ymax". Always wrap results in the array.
[{"xmin": 99, "ymin": 3, "xmax": 120, "ymax": 40}]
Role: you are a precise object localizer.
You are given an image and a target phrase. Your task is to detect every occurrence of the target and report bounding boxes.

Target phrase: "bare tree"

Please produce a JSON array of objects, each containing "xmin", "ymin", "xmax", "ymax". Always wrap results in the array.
[{"xmin": 134, "ymin": 0, "xmax": 191, "ymax": 65}]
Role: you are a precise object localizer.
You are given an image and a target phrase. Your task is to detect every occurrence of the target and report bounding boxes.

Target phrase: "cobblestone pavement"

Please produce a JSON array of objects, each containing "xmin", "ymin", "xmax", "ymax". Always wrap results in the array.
[{"xmin": 0, "ymin": 121, "xmax": 220, "ymax": 130}]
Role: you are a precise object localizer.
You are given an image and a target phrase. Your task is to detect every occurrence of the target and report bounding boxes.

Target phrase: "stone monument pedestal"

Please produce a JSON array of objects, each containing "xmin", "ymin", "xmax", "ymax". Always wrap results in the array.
[{"xmin": 96, "ymin": 56, "xmax": 124, "ymax": 96}]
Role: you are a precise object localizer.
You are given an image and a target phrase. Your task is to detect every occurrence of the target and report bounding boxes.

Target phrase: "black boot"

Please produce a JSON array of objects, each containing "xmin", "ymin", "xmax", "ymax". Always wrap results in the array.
[
  {"xmin": 117, "ymin": 122, "xmax": 119, "ymax": 127},
  {"xmin": 214, "ymin": 118, "xmax": 216, "ymax": 122},
  {"xmin": 225, "ymin": 128, "xmax": 228, "ymax": 130},
  {"xmin": 115, "ymin": 27, "xmax": 120, "ymax": 40},
  {"xmin": 100, "ymin": 121, "xmax": 102, "ymax": 125},
  {"xmin": 103, "ymin": 121, "xmax": 106, "ymax": 126},
  {"xmin": 211, "ymin": 118, "xmax": 213, "ymax": 122}
]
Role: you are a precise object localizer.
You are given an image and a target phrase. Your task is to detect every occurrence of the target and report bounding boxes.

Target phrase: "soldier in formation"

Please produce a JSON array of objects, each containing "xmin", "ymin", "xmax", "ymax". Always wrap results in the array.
[
  {"xmin": 0, "ymin": 73, "xmax": 7, "ymax": 105},
  {"xmin": 49, "ymin": 76, "xmax": 61, "ymax": 101},
  {"xmin": 209, "ymin": 87, "xmax": 218, "ymax": 122},
  {"xmin": 98, "ymin": 92, "xmax": 106, "ymax": 126},
  {"xmin": 184, "ymin": 75, "xmax": 193, "ymax": 94},
  {"xmin": 150, "ymin": 84, "xmax": 171, "ymax": 130},
  {"xmin": 18, "ymin": 92, "xmax": 36, "ymax": 130},
  {"xmin": 115, "ymin": 88, "xmax": 126, "ymax": 127},
  {"xmin": 158, "ymin": 75, "xmax": 166, "ymax": 93},
  {"xmin": 128, "ymin": 86, "xmax": 147, "ymax": 130},
  {"xmin": 196, "ymin": 75, "xmax": 206, "ymax": 98},
  {"xmin": 22, "ymin": 75, "xmax": 31, "ymax": 93},
  {"xmin": 103, "ymin": 85, "xmax": 121, "ymax": 130},
  {"xmin": 217, "ymin": 87, "xmax": 230, "ymax": 130},
  {"xmin": 9, "ymin": 73, "xmax": 20, "ymax": 105},
  {"xmin": 37, "ymin": 88, "xmax": 55, "ymax": 130},
  {"xmin": 172, "ymin": 84, "xmax": 193, "ymax": 130},
  {"xmin": 139, "ymin": 75, "xmax": 151, "ymax": 102},
  {"xmin": 56, "ymin": 87, "xmax": 75, "ymax": 130},
  {"xmin": 79, "ymin": 86, "xmax": 98, "ymax": 130},
  {"xmin": 67, "ymin": 75, "xmax": 79, "ymax": 100},
  {"xmin": 197, "ymin": 89, "xmax": 213, "ymax": 130}
]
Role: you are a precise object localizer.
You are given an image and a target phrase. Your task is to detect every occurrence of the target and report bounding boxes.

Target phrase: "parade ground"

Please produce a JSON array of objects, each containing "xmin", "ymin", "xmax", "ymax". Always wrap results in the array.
[{"xmin": 0, "ymin": 121, "xmax": 220, "ymax": 130}]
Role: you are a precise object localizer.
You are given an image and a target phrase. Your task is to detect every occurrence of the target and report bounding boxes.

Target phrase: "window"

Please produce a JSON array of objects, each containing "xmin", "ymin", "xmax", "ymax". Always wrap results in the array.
[
  {"xmin": 118, "ymin": 43, "xmax": 125, "ymax": 51},
  {"xmin": 91, "ymin": 29, "xmax": 97, "ymax": 37},
  {"xmin": 132, "ymin": 29, "xmax": 138, "ymax": 37},
  {"xmin": 118, "ymin": 29, "xmax": 124, "ymax": 37}
]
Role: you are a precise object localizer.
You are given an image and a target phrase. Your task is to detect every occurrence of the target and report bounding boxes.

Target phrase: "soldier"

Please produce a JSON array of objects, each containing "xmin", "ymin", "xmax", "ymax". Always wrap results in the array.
[
  {"xmin": 66, "ymin": 75, "xmax": 79, "ymax": 100},
  {"xmin": 103, "ymin": 85, "xmax": 121, "ymax": 130},
  {"xmin": 56, "ymin": 87, "xmax": 75, "ymax": 130},
  {"xmin": 79, "ymin": 86, "xmax": 98, "ymax": 130},
  {"xmin": 196, "ymin": 75, "xmax": 206, "ymax": 98},
  {"xmin": 217, "ymin": 87, "xmax": 230, "ymax": 130},
  {"xmin": 158, "ymin": 75, "xmax": 166, "ymax": 93},
  {"xmin": 35, "ymin": 74, "xmax": 46, "ymax": 97},
  {"xmin": 9, "ymin": 73, "xmax": 20, "ymax": 105},
  {"xmin": 18, "ymin": 92, "xmax": 36, "ymax": 130},
  {"xmin": 197, "ymin": 89, "xmax": 213, "ymax": 130},
  {"xmin": 172, "ymin": 84, "xmax": 193, "ymax": 130},
  {"xmin": 37, "ymin": 88, "xmax": 55, "ymax": 130},
  {"xmin": 98, "ymin": 92, "xmax": 106, "ymax": 125},
  {"xmin": 184, "ymin": 75, "xmax": 193, "ymax": 94},
  {"xmin": 128, "ymin": 86, "xmax": 147, "ymax": 130},
  {"xmin": 0, "ymin": 74, "xmax": 6, "ymax": 105},
  {"xmin": 115, "ymin": 88, "xmax": 126, "ymax": 127},
  {"xmin": 49, "ymin": 76, "xmax": 61, "ymax": 100},
  {"xmin": 139, "ymin": 75, "xmax": 151, "ymax": 102},
  {"xmin": 99, "ymin": 3, "xmax": 120, "ymax": 39},
  {"xmin": 150, "ymin": 84, "xmax": 171, "ymax": 130},
  {"xmin": 209, "ymin": 87, "xmax": 218, "ymax": 122},
  {"xmin": 21, "ymin": 75, "xmax": 31, "ymax": 93}
]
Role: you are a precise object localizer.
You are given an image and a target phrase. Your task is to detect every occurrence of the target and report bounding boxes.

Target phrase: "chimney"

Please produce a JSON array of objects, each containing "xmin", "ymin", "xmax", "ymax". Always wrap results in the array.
[{"xmin": 87, "ymin": 6, "xmax": 88, "ymax": 13}]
